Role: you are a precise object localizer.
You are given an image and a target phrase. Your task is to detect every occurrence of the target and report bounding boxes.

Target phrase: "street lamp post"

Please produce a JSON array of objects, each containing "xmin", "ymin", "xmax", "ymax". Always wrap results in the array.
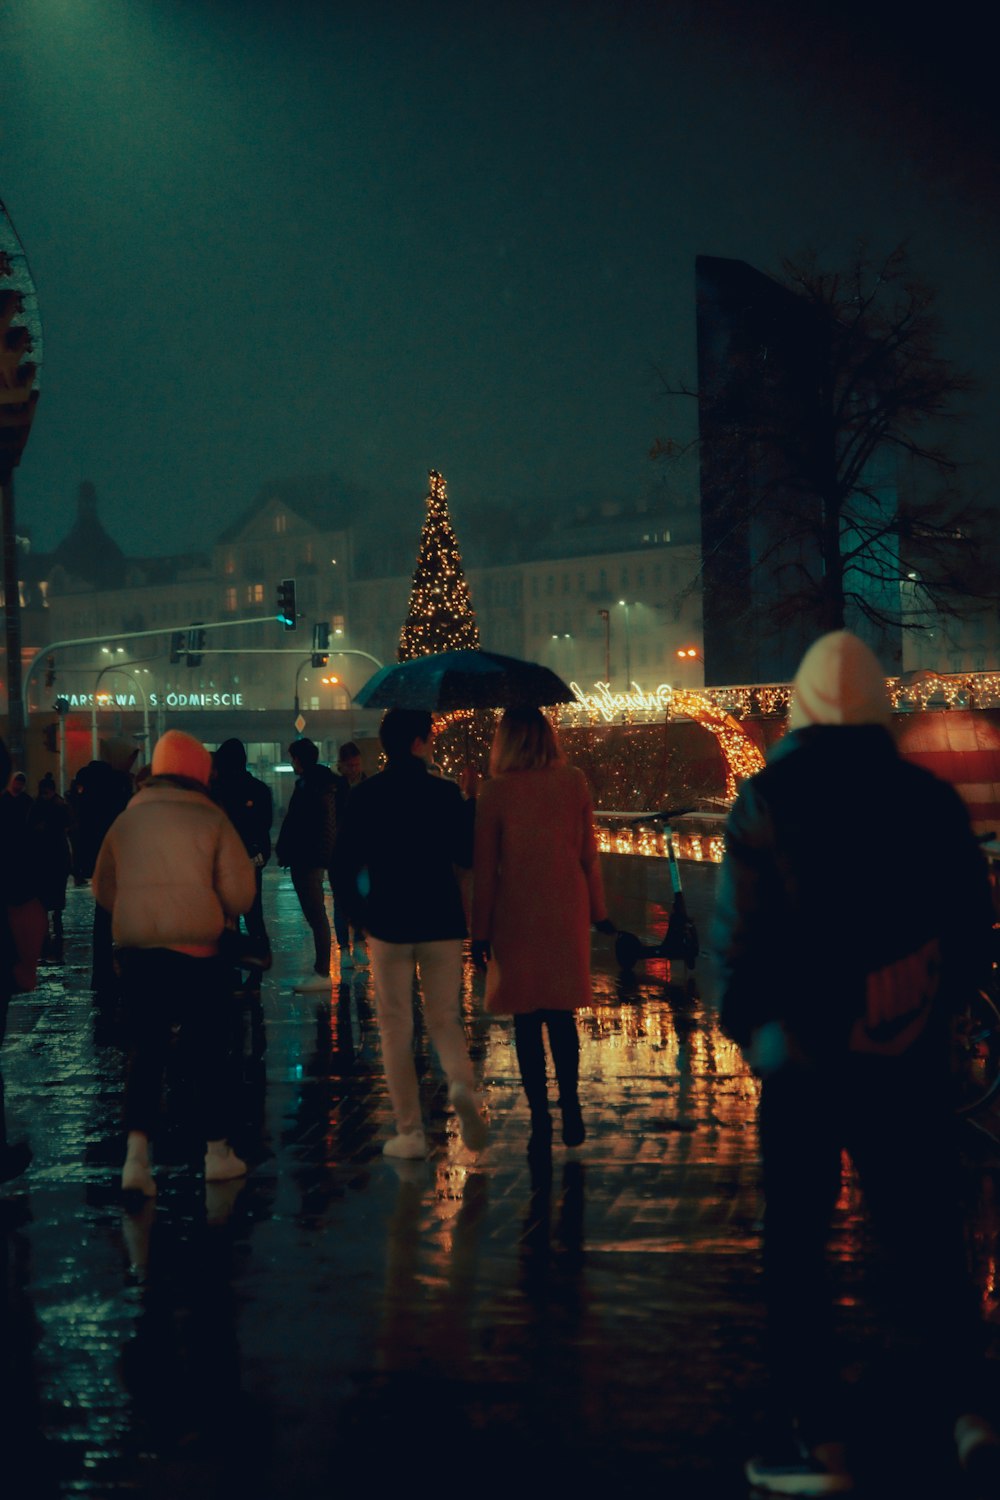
[
  {"xmin": 618, "ymin": 600, "xmax": 632, "ymax": 688},
  {"xmin": 90, "ymin": 661, "xmax": 150, "ymax": 762},
  {"xmin": 596, "ymin": 609, "xmax": 610, "ymax": 683}
]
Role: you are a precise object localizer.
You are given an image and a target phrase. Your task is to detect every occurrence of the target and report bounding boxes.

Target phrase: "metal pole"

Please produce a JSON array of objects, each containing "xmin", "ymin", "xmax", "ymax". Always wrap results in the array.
[{"xmin": 597, "ymin": 609, "xmax": 610, "ymax": 684}]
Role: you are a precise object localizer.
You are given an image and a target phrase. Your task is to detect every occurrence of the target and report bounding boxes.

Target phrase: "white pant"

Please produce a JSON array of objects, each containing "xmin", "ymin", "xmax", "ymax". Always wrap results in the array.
[{"xmin": 368, "ymin": 937, "xmax": 476, "ymax": 1135}]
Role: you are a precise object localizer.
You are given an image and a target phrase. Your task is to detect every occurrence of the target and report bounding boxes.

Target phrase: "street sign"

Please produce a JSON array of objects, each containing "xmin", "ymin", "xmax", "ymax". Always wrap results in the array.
[{"xmin": 294, "ymin": 713, "xmax": 306, "ymax": 734}]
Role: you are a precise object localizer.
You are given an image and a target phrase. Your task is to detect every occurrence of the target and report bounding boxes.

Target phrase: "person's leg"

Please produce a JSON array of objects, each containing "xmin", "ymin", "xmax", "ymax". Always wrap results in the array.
[
  {"xmin": 514, "ymin": 1011, "xmax": 552, "ymax": 1148},
  {"xmin": 847, "ymin": 1058, "xmax": 989, "ymax": 1422},
  {"xmin": 368, "ymin": 938, "xmax": 423, "ymax": 1138},
  {"xmin": 175, "ymin": 955, "xmax": 248, "ymax": 1181},
  {"xmin": 120, "ymin": 950, "xmax": 175, "ymax": 1195},
  {"xmin": 0, "ymin": 984, "xmax": 31, "ymax": 1180},
  {"xmin": 544, "ymin": 1010, "xmax": 584, "ymax": 1145},
  {"xmin": 332, "ymin": 894, "xmax": 350, "ymax": 954},
  {"xmin": 416, "ymin": 940, "xmax": 474, "ymax": 1090},
  {"xmin": 291, "ymin": 866, "xmax": 331, "ymax": 975},
  {"xmin": 417, "ymin": 940, "xmax": 488, "ymax": 1150},
  {"xmin": 245, "ymin": 867, "xmax": 268, "ymax": 946},
  {"xmin": 758, "ymin": 1067, "xmax": 845, "ymax": 1443}
]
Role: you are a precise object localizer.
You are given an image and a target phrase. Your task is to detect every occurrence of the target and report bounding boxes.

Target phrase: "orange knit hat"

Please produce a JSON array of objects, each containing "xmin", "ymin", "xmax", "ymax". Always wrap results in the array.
[{"xmin": 151, "ymin": 729, "xmax": 212, "ymax": 786}]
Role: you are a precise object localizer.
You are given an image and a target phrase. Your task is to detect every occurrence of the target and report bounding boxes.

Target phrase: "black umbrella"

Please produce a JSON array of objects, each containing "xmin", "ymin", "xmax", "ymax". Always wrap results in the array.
[{"xmin": 353, "ymin": 649, "xmax": 575, "ymax": 712}]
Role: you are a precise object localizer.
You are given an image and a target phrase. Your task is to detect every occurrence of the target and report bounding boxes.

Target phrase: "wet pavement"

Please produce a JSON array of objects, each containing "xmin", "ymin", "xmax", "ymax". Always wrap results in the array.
[{"xmin": 2, "ymin": 858, "xmax": 1000, "ymax": 1498}]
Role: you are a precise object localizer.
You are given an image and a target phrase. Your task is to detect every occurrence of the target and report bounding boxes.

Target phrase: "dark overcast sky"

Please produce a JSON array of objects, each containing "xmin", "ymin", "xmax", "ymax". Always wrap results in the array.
[{"xmin": 2, "ymin": 0, "xmax": 997, "ymax": 557}]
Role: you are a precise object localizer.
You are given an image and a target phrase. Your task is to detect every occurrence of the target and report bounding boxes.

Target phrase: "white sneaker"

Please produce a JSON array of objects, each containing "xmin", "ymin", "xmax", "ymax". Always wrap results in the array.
[
  {"xmin": 121, "ymin": 1154, "xmax": 156, "ymax": 1197},
  {"xmin": 383, "ymin": 1130, "xmax": 427, "ymax": 1159},
  {"xmin": 448, "ymin": 1081, "xmax": 489, "ymax": 1151},
  {"xmin": 204, "ymin": 1142, "xmax": 248, "ymax": 1182},
  {"xmin": 293, "ymin": 972, "xmax": 332, "ymax": 992},
  {"xmin": 352, "ymin": 943, "xmax": 369, "ymax": 968},
  {"xmin": 340, "ymin": 948, "xmax": 355, "ymax": 970}
]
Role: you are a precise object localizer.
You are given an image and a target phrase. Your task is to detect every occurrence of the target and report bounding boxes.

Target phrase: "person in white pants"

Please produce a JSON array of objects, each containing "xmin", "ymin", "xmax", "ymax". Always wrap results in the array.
[{"xmin": 333, "ymin": 708, "xmax": 487, "ymax": 1159}]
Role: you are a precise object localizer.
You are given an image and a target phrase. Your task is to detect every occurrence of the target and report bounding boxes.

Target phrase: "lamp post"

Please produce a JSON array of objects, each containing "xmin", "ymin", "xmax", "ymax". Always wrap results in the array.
[
  {"xmin": 596, "ymin": 609, "xmax": 610, "ymax": 683},
  {"xmin": 322, "ymin": 672, "xmax": 354, "ymax": 736},
  {"xmin": 675, "ymin": 646, "xmax": 704, "ymax": 686},
  {"xmin": 90, "ymin": 661, "xmax": 150, "ymax": 762},
  {"xmin": 618, "ymin": 600, "xmax": 632, "ymax": 688}
]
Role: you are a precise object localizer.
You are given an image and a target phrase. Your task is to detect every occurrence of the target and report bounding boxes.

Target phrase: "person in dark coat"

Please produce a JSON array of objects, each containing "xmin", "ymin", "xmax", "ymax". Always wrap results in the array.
[
  {"xmin": 275, "ymin": 739, "xmax": 337, "ymax": 992},
  {"xmin": 31, "ymin": 774, "xmax": 72, "ymax": 961},
  {"xmin": 333, "ymin": 708, "xmax": 487, "ymax": 1159},
  {"xmin": 713, "ymin": 630, "xmax": 999, "ymax": 1495},
  {"xmin": 69, "ymin": 739, "xmax": 137, "ymax": 996},
  {"xmin": 329, "ymin": 740, "xmax": 368, "ymax": 970},
  {"xmin": 212, "ymin": 738, "xmax": 273, "ymax": 994}
]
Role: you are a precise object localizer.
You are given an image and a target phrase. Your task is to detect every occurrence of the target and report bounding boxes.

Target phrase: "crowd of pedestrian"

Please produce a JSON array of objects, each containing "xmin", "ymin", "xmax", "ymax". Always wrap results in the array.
[{"xmin": 3, "ymin": 628, "xmax": 1000, "ymax": 1494}]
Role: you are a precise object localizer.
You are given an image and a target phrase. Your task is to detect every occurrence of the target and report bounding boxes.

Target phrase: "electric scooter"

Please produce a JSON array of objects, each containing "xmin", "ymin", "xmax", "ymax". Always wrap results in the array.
[{"xmin": 613, "ymin": 806, "xmax": 700, "ymax": 975}]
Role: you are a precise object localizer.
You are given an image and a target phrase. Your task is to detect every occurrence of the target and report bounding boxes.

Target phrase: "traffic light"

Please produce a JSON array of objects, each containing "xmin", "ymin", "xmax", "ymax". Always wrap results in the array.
[
  {"xmin": 277, "ymin": 578, "xmax": 297, "ymax": 630},
  {"xmin": 187, "ymin": 625, "xmax": 207, "ymax": 667},
  {"xmin": 42, "ymin": 723, "xmax": 58, "ymax": 754},
  {"xmin": 44, "ymin": 654, "xmax": 56, "ymax": 688},
  {"xmin": 169, "ymin": 631, "xmax": 186, "ymax": 665},
  {"xmin": 311, "ymin": 621, "xmax": 331, "ymax": 668}
]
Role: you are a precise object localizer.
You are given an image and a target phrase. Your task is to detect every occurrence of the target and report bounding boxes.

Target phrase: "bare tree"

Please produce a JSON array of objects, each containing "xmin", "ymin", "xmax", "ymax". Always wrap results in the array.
[{"xmin": 655, "ymin": 246, "xmax": 991, "ymax": 668}]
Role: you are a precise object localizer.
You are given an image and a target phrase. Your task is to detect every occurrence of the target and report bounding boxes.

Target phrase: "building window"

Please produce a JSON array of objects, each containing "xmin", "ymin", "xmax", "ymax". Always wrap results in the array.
[
  {"xmin": 247, "ymin": 582, "xmax": 264, "ymax": 605},
  {"xmin": 332, "ymin": 613, "xmax": 345, "ymax": 635},
  {"xmin": 225, "ymin": 587, "xmax": 237, "ymax": 613},
  {"xmin": 224, "ymin": 553, "xmax": 236, "ymax": 575},
  {"xmin": 274, "ymin": 513, "xmax": 287, "ymax": 534}
]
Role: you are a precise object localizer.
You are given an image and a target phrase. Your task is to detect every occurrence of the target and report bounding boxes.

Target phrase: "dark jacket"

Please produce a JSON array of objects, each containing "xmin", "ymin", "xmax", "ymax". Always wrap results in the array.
[
  {"xmin": 713, "ymin": 724, "xmax": 993, "ymax": 1062},
  {"xmin": 275, "ymin": 763, "xmax": 337, "ymax": 869},
  {"xmin": 332, "ymin": 755, "xmax": 472, "ymax": 943},
  {"xmin": 212, "ymin": 741, "xmax": 273, "ymax": 864}
]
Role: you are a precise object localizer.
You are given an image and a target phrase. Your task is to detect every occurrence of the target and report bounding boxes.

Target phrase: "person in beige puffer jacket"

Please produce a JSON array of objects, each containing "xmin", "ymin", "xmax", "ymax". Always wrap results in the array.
[{"xmin": 93, "ymin": 729, "xmax": 256, "ymax": 1196}]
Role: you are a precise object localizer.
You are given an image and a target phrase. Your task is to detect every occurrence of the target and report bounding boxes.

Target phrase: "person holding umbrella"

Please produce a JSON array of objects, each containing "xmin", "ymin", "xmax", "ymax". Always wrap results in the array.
[
  {"xmin": 471, "ymin": 706, "xmax": 613, "ymax": 1155},
  {"xmin": 333, "ymin": 708, "xmax": 488, "ymax": 1159}
]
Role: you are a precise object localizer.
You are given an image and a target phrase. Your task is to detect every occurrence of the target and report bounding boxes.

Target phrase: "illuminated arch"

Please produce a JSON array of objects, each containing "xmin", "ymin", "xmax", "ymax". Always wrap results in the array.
[{"xmin": 664, "ymin": 690, "xmax": 765, "ymax": 799}]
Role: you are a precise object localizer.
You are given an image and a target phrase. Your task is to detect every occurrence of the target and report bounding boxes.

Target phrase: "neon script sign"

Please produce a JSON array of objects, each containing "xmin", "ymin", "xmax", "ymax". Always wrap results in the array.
[{"xmin": 569, "ymin": 681, "xmax": 674, "ymax": 723}]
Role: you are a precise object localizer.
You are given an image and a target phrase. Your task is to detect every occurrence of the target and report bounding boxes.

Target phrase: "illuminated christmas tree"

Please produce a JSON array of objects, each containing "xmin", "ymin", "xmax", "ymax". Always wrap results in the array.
[{"xmin": 398, "ymin": 469, "xmax": 481, "ymax": 660}]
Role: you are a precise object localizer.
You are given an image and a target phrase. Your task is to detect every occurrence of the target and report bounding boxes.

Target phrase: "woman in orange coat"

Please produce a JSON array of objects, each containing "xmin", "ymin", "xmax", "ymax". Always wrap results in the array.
[{"xmin": 472, "ymin": 706, "xmax": 613, "ymax": 1153}]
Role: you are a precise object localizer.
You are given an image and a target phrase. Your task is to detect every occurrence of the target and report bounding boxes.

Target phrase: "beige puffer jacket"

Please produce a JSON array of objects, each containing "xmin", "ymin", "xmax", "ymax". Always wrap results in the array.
[{"xmin": 93, "ymin": 778, "xmax": 256, "ymax": 954}]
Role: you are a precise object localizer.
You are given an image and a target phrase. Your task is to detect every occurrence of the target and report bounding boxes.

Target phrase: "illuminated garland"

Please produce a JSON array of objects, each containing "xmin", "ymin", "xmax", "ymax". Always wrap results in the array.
[
  {"xmin": 398, "ymin": 470, "xmax": 481, "ymax": 661},
  {"xmin": 564, "ymin": 681, "xmax": 765, "ymax": 799}
]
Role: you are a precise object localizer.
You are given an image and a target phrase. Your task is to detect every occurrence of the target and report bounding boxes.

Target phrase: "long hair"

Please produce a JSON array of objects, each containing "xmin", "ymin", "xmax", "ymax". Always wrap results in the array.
[{"xmin": 489, "ymin": 706, "xmax": 564, "ymax": 775}]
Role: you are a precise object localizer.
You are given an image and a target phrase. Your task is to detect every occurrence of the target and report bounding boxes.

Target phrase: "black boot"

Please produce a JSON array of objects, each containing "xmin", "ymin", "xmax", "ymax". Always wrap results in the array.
[
  {"xmin": 515, "ymin": 1014, "xmax": 552, "ymax": 1156},
  {"xmin": 546, "ymin": 1012, "xmax": 585, "ymax": 1146}
]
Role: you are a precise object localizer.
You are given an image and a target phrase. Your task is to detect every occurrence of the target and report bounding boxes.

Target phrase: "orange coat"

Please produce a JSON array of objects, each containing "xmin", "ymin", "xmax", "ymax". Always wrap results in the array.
[{"xmin": 472, "ymin": 763, "xmax": 607, "ymax": 1014}]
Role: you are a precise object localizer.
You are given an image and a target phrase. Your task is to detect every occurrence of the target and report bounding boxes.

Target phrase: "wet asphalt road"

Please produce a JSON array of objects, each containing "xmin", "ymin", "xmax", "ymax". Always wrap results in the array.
[{"xmin": 2, "ymin": 858, "xmax": 999, "ymax": 1499}]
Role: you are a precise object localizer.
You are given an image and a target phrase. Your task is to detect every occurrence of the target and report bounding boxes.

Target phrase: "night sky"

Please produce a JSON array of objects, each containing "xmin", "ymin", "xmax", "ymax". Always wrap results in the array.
[{"xmin": 2, "ymin": 0, "xmax": 997, "ymax": 559}]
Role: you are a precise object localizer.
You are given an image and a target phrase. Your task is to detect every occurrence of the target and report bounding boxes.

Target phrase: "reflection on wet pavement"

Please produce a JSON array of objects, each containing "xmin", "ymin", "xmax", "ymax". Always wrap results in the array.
[{"xmin": 1, "ymin": 859, "xmax": 998, "ymax": 1496}]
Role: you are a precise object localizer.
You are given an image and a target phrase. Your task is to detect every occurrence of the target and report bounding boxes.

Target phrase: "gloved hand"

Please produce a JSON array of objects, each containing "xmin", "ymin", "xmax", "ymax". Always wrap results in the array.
[
  {"xmin": 471, "ymin": 940, "xmax": 492, "ymax": 972},
  {"xmin": 593, "ymin": 918, "xmax": 617, "ymax": 935}
]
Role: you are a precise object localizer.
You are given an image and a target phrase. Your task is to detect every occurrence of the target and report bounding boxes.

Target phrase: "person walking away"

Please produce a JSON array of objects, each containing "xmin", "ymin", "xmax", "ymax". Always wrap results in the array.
[
  {"xmin": 275, "ymin": 739, "xmax": 337, "ymax": 992},
  {"xmin": 212, "ymin": 738, "xmax": 274, "ymax": 996},
  {"xmin": 333, "ymin": 708, "xmax": 488, "ymax": 1159},
  {"xmin": 471, "ymin": 706, "xmax": 613, "ymax": 1156},
  {"xmin": 71, "ymin": 739, "xmax": 138, "ymax": 997},
  {"xmin": 330, "ymin": 741, "xmax": 368, "ymax": 970},
  {"xmin": 31, "ymin": 774, "xmax": 72, "ymax": 962},
  {"xmin": 713, "ymin": 631, "xmax": 1000, "ymax": 1496},
  {"xmin": 93, "ymin": 729, "xmax": 256, "ymax": 1196},
  {"xmin": 0, "ymin": 741, "xmax": 36, "ymax": 1185}
]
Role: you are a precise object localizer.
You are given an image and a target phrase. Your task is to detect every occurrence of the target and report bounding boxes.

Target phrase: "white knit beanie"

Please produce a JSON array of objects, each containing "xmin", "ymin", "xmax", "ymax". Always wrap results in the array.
[{"xmin": 787, "ymin": 630, "xmax": 891, "ymax": 730}]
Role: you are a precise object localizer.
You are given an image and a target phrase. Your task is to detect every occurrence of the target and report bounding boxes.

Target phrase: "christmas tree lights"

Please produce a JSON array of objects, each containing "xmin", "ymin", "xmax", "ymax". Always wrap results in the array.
[{"xmin": 398, "ymin": 470, "xmax": 481, "ymax": 660}]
